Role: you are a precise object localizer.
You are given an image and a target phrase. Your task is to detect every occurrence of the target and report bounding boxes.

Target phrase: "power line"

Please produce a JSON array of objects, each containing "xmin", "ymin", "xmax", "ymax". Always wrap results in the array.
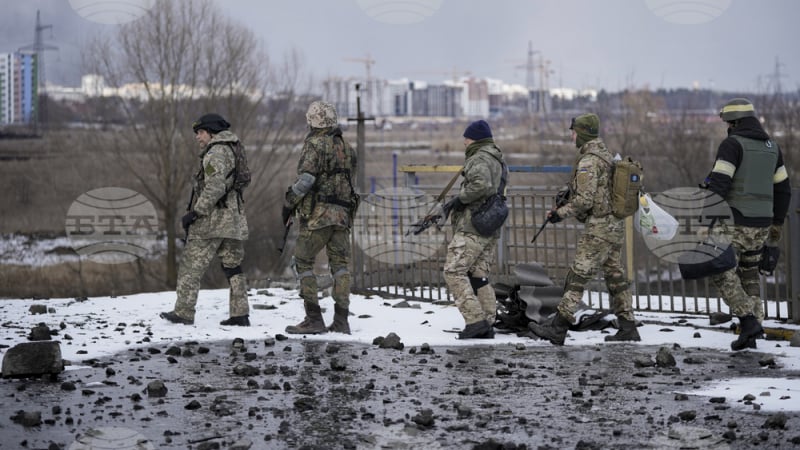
[{"xmin": 18, "ymin": 10, "xmax": 57, "ymax": 131}]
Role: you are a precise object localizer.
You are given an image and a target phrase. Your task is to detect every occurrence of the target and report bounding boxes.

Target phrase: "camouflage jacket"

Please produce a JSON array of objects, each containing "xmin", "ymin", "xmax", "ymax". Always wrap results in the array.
[
  {"xmin": 451, "ymin": 138, "xmax": 506, "ymax": 236},
  {"xmin": 286, "ymin": 127, "xmax": 358, "ymax": 230},
  {"xmin": 557, "ymin": 138, "xmax": 623, "ymax": 241},
  {"xmin": 188, "ymin": 130, "xmax": 249, "ymax": 241}
]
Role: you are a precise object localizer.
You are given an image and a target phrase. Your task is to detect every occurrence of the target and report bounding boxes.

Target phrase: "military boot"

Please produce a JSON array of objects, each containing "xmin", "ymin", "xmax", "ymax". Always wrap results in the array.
[
  {"xmin": 285, "ymin": 301, "xmax": 327, "ymax": 334},
  {"xmin": 528, "ymin": 313, "xmax": 571, "ymax": 346},
  {"xmin": 327, "ymin": 305, "xmax": 351, "ymax": 334},
  {"xmin": 220, "ymin": 315, "xmax": 250, "ymax": 326},
  {"xmin": 731, "ymin": 315, "xmax": 763, "ymax": 351},
  {"xmin": 458, "ymin": 319, "xmax": 493, "ymax": 339},
  {"xmin": 604, "ymin": 318, "xmax": 641, "ymax": 342}
]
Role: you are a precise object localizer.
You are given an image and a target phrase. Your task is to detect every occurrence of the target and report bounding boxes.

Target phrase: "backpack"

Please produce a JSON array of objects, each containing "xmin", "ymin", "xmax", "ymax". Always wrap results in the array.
[
  {"xmin": 471, "ymin": 159, "xmax": 508, "ymax": 236},
  {"xmin": 586, "ymin": 151, "xmax": 643, "ymax": 219},
  {"xmin": 225, "ymin": 140, "xmax": 251, "ymax": 199}
]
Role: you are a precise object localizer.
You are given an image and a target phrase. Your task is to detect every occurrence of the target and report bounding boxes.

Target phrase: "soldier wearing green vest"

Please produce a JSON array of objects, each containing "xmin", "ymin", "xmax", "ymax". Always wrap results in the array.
[{"xmin": 706, "ymin": 98, "xmax": 791, "ymax": 350}]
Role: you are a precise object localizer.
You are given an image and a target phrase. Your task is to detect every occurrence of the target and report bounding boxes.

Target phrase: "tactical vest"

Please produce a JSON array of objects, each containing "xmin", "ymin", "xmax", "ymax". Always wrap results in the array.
[
  {"xmin": 727, "ymin": 135, "xmax": 777, "ymax": 218},
  {"xmin": 194, "ymin": 142, "xmax": 236, "ymax": 209},
  {"xmin": 570, "ymin": 141, "xmax": 613, "ymax": 219},
  {"xmin": 299, "ymin": 132, "xmax": 358, "ymax": 218}
]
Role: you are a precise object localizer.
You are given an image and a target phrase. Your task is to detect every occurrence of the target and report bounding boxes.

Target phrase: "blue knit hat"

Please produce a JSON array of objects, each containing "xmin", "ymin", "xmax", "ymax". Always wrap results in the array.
[{"xmin": 463, "ymin": 120, "xmax": 492, "ymax": 141}]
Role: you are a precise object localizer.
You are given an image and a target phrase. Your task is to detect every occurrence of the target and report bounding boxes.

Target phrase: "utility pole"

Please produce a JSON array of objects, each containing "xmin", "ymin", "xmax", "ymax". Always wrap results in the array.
[
  {"xmin": 525, "ymin": 41, "xmax": 537, "ymax": 117},
  {"xmin": 347, "ymin": 83, "xmax": 374, "ymax": 289},
  {"xmin": 347, "ymin": 83, "xmax": 375, "ymax": 194},
  {"xmin": 770, "ymin": 56, "xmax": 787, "ymax": 95},
  {"xmin": 19, "ymin": 10, "xmax": 57, "ymax": 133},
  {"xmin": 344, "ymin": 54, "xmax": 376, "ymax": 115}
]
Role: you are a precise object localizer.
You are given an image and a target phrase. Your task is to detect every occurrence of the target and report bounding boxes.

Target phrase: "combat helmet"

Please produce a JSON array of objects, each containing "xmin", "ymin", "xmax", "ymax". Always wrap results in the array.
[
  {"xmin": 192, "ymin": 113, "xmax": 230, "ymax": 133},
  {"xmin": 719, "ymin": 98, "xmax": 756, "ymax": 122},
  {"xmin": 306, "ymin": 101, "xmax": 338, "ymax": 128},
  {"xmin": 569, "ymin": 113, "xmax": 600, "ymax": 137}
]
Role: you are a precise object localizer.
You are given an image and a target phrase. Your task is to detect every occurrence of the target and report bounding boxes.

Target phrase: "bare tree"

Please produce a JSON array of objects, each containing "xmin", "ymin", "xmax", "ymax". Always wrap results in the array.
[
  {"xmin": 85, "ymin": 0, "xmax": 309, "ymax": 287},
  {"xmin": 756, "ymin": 89, "xmax": 800, "ymax": 187}
]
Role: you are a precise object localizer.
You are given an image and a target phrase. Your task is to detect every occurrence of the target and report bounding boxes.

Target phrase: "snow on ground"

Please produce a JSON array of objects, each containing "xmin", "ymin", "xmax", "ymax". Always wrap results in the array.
[
  {"xmin": 1, "ymin": 287, "xmax": 799, "ymax": 412},
  {"xmin": 0, "ymin": 233, "xmax": 168, "ymax": 266}
]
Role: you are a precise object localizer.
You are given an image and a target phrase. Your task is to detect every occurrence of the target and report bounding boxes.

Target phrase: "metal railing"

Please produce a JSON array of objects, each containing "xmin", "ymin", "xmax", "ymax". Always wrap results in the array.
[{"xmin": 350, "ymin": 167, "xmax": 797, "ymax": 322}]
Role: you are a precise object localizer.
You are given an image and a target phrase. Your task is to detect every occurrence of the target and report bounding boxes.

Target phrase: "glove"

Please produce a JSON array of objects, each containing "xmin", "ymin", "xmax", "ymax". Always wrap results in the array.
[
  {"xmin": 182, "ymin": 211, "xmax": 198, "ymax": 232},
  {"xmin": 282, "ymin": 206, "xmax": 293, "ymax": 226},
  {"xmin": 555, "ymin": 187, "xmax": 571, "ymax": 208},
  {"xmin": 767, "ymin": 224, "xmax": 782, "ymax": 245},
  {"xmin": 546, "ymin": 209, "xmax": 562, "ymax": 224},
  {"xmin": 759, "ymin": 245, "xmax": 780, "ymax": 276},
  {"xmin": 443, "ymin": 196, "xmax": 465, "ymax": 217}
]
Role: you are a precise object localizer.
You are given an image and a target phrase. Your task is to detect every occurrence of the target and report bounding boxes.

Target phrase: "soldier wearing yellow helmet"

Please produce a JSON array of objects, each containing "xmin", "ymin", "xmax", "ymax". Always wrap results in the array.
[{"xmin": 706, "ymin": 98, "xmax": 791, "ymax": 350}]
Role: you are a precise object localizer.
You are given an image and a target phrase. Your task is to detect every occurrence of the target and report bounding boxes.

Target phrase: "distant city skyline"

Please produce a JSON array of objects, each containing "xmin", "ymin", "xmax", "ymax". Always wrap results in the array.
[{"xmin": 0, "ymin": 0, "xmax": 797, "ymax": 94}]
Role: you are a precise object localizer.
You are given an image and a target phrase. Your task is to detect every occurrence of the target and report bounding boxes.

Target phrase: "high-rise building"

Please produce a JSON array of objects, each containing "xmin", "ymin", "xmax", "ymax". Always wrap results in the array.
[
  {"xmin": 0, "ymin": 51, "xmax": 38, "ymax": 126},
  {"xmin": 18, "ymin": 52, "xmax": 37, "ymax": 124},
  {"xmin": 0, "ymin": 53, "xmax": 14, "ymax": 124}
]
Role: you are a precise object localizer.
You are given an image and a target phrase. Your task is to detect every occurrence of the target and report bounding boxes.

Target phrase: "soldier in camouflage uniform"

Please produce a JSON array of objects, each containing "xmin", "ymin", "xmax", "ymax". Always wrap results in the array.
[
  {"xmin": 160, "ymin": 113, "xmax": 250, "ymax": 326},
  {"xmin": 442, "ymin": 120, "xmax": 506, "ymax": 340},
  {"xmin": 706, "ymin": 98, "xmax": 791, "ymax": 350},
  {"xmin": 529, "ymin": 113, "xmax": 640, "ymax": 345},
  {"xmin": 283, "ymin": 101, "xmax": 358, "ymax": 335}
]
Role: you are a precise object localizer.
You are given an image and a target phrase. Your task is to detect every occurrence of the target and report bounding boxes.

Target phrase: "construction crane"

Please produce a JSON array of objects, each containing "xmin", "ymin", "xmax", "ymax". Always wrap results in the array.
[{"xmin": 343, "ymin": 54, "xmax": 376, "ymax": 114}]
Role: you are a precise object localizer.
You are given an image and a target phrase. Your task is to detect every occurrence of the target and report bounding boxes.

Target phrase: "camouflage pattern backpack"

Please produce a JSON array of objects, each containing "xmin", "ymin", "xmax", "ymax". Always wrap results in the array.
[
  {"xmin": 586, "ymin": 150, "xmax": 643, "ymax": 219},
  {"xmin": 226, "ymin": 141, "xmax": 251, "ymax": 199}
]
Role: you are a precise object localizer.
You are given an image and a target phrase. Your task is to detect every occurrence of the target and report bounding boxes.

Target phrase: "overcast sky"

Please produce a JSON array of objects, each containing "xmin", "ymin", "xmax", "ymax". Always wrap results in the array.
[{"xmin": 1, "ymin": 0, "xmax": 798, "ymax": 93}]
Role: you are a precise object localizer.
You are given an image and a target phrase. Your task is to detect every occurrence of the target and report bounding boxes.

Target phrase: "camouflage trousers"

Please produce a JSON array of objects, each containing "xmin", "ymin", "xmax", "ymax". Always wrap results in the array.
[
  {"xmin": 443, "ymin": 232, "xmax": 498, "ymax": 325},
  {"xmin": 710, "ymin": 224, "xmax": 769, "ymax": 321},
  {"xmin": 294, "ymin": 225, "xmax": 351, "ymax": 309},
  {"xmin": 558, "ymin": 232, "xmax": 634, "ymax": 324},
  {"xmin": 174, "ymin": 238, "xmax": 249, "ymax": 321}
]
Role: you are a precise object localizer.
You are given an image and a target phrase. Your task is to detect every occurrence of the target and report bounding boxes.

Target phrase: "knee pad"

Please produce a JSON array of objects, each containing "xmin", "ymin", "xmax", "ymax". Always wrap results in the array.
[
  {"xmin": 468, "ymin": 275, "xmax": 489, "ymax": 295},
  {"xmin": 564, "ymin": 269, "xmax": 589, "ymax": 293},
  {"xmin": 222, "ymin": 265, "xmax": 243, "ymax": 279},
  {"xmin": 297, "ymin": 270, "xmax": 315, "ymax": 283},
  {"xmin": 738, "ymin": 249, "xmax": 762, "ymax": 270},
  {"xmin": 333, "ymin": 268, "xmax": 349, "ymax": 280}
]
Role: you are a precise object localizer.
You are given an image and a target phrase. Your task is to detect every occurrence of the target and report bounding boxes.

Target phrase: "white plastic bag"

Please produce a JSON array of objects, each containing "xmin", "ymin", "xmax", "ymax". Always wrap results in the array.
[{"xmin": 634, "ymin": 193, "xmax": 679, "ymax": 240}]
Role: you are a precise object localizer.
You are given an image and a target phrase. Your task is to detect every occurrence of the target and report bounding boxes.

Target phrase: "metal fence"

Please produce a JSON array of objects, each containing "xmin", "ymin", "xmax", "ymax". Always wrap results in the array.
[{"xmin": 350, "ymin": 167, "xmax": 799, "ymax": 323}]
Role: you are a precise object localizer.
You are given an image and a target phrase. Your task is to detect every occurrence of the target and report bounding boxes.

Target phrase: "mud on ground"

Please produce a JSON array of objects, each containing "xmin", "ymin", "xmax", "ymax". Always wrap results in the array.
[{"xmin": 2, "ymin": 337, "xmax": 799, "ymax": 449}]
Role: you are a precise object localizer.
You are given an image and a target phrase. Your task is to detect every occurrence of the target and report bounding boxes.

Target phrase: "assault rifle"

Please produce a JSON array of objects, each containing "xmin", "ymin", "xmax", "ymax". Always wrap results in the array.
[
  {"xmin": 181, "ymin": 188, "xmax": 196, "ymax": 245},
  {"xmin": 278, "ymin": 218, "xmax": 293, "ymax": 254},
  {"xmin": 406, "ymin": 168, "xmax": 463, "ymax": 236},
  {"xmin": 530, "ymin": 187, "xmax": 570, "ymax": 243}
]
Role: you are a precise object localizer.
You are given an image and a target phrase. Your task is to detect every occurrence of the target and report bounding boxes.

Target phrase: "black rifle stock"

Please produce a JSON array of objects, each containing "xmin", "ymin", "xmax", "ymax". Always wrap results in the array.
[
  {"xmin": 530, "ymin": 188, "xmax": 570, "ymax": 243},
  {"xmin": 406, "ymin": 168, "xmax": 463, "ymax": 236},
  {"xmin": 181, "ymin": 188, "xmax": 196, "ymax": 244},
  {"xmin": 278, "ymin": 218, "xmax": 293, "ymax": 254}
]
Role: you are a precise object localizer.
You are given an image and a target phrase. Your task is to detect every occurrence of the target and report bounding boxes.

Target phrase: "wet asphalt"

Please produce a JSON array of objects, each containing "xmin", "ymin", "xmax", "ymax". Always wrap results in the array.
[{"xmin": 1, "ymin": 336, "xmax": 799, "ymax": 450}]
